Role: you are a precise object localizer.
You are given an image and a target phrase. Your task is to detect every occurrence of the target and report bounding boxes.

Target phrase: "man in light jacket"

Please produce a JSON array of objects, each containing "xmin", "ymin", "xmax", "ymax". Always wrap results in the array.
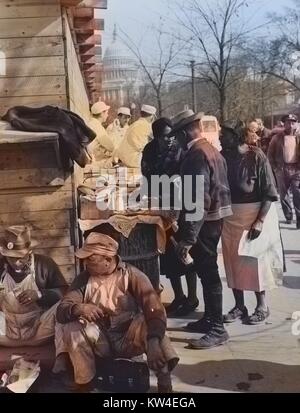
[{"xmin": 115, "ymin": 105, "xmax": 157, "ymax": 168}]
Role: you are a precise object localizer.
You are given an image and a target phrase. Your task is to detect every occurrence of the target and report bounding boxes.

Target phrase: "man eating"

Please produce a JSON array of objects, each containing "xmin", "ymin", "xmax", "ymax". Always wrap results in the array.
[{"xmin": 0, "ymin": 225, "xmax": 67, "ymax": 347}]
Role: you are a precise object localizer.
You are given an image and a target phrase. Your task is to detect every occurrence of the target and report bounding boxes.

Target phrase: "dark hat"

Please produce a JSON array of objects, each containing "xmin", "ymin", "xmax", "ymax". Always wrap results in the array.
[
  {"xmin": 281, "ymin": 114, "xmax": 298, "ymax": 123},
  {"xmin": 171, "ymin": 110, "xmax": 205, "ymax": 133},
  {"xmin": 0, "ymin": 226, "xmax": 38, "ymax": 258}
]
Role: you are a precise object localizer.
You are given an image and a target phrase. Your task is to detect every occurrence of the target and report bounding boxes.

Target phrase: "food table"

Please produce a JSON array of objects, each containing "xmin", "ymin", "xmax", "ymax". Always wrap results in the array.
[{"xmin": 78, "ymin": 166, "xmax": 178, "ymax": 291}]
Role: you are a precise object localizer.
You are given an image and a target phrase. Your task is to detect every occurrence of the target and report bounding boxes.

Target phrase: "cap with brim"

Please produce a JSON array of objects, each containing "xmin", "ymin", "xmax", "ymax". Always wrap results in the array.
[
  {"xmin": 75, "ymin": 233, "xmax": 119, "ymax": 260},
  {"xmin": 141, "ymin": 105, "xmax": 157, "ymax": 116},
  {"xmin": 171, "ymin": 110, "xmax": 204, "ymax": 134},
  {"xmin": 91, "ymin": 101, "xmax": 111, "ymax": 116},
  {"xmin": 282, "ymin": 114, "xmax": 298, "ymax": 123},
  {"xmin": 0, "ymin": 230, "xmax": 38, "ymax": 258},
  {"xmin": 118, "ymin": 107, "xmax": 131, "ymax": 117}
]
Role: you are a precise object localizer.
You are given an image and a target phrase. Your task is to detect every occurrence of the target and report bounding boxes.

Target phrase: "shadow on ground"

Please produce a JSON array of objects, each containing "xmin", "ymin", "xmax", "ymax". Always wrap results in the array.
[
  {"xmin": 283, "ymin": 276, "xmax": 300, "ymax": 289},
  {"xmin": 173, "ymin": 359, "xmax": 300, "ymax": 393}
]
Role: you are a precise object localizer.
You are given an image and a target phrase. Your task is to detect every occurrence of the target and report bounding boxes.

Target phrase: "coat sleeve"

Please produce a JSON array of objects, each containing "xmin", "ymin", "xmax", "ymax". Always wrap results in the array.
[
  {"xmin": 56, "ymin": 272, "xmax": 88, "ymax": 324},
  {"xmin": 178, "ymin": 152, "xmax": 211, "ymax": 245},
  {"xmin": 35, "ymin": 255, "xmax": 68, "ymax": 308},
  {"xmin": 258, "ymin": 152, "xmax": 278, "ymax": 202},
  {"xmin": 127, "ymin": 265, "xmax": 166, "ymax": 341},
  {"xmin": 267, "ymin": 135, "xmax": 278, "ymax": 170}
]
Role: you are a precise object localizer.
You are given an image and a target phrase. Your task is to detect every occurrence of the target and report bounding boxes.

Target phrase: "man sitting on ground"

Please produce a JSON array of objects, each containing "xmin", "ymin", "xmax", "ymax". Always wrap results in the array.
[
  {"xmin": 54, "ymin": 232, "xmax": 179, "ymax": 393},
  {"xmin": 0, "ymin": 225, "xmax": 67, "ymax": 347}
]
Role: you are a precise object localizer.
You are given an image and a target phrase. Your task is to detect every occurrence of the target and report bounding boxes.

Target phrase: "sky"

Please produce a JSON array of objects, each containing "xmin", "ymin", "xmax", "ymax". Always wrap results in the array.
[{"xmin": 99, "ymin": 0, "xmax": 293, "ymax": 51}]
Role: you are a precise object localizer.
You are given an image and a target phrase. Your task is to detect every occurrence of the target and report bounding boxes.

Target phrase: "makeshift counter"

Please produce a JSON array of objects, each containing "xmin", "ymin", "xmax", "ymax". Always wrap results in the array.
[{"xmin": 78, "ymin": 166, "xmax": 177, "ymax": 291}]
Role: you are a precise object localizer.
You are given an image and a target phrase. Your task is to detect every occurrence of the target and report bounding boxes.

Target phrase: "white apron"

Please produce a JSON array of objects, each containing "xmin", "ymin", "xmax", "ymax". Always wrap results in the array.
[
  {"xmin": 222, "ymin": 202, "xmax": 284, "ymax": 292},
  {"xmin": 0, "ymin": 256, "xmax": 42, "ymax": 341}
]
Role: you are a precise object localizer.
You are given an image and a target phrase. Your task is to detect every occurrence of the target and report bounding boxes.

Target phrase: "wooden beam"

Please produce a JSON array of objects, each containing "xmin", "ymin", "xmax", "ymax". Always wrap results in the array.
[
  {"xmin": 76, "ymin": 33, "xmax": 101, "ymax": 45},
  {"xmin": 73, "ymin": 7, "xmax": 94, "ymax": 18},
  {"xmin": 77, "ymin": 0, "xmax": 107, "ymax": 8},
  {"xmin": 80, "ymin": 54, "xmax": 102, "ymax": 64},
  {"xmin": 78, "ymin": 45, "xmax": 102, "ymax": 56},
  {"xmin": 74, "ymin": 18, "xmax": 104, "ymax": 31},
  {"xmin": 60, "ymin": 0, "xmax": 82, "ymax": 5},
  {"xmin": 83, "ymin": 63, "xmax": 102, "ymax": 73},
  {"xmin": 0, "ymin": 17, "xmax": 63, "ymax": 38}
]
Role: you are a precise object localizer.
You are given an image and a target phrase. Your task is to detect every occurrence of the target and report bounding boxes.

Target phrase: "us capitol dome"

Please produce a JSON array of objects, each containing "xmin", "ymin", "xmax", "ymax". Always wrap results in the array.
[{"xmin": 102, "ymin": 26, "xmax": 140, "ymax": 106}]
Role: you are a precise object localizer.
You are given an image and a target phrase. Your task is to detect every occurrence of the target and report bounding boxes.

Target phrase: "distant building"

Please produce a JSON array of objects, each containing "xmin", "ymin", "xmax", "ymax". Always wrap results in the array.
[{"xmin": 102, "ymin": 26, "xmax": 140, "ymax": 106}]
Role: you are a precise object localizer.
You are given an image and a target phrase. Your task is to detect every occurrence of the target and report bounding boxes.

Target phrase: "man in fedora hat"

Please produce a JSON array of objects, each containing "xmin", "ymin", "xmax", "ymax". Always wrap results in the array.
[
  {"xmin": 54, "ymin": 231, "xmax": 178, "ymax": 393},
  {"xmin": 114, "ymin": 104, "xmax": 157, "ymax": 168},
  {"xmin": 88, "ymin": 100, "xmax": 114, "ymax": 167},
  {"xmin": 268, "ymin": 114, "xmax": 300, "ymax": 229},
  {"xmin": 0, "ymin": 225, "xmax": 67, "ymax": 347},
  {"xmin": 170, "ymin": 110, "xmax": 232, "ymax": 349}
]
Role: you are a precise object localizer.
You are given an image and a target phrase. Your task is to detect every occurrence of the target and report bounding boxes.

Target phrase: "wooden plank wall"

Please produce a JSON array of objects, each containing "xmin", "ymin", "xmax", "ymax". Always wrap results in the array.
[
  {"xmin": 0, "ymin": 0, "xmax": 68, "ymax": 116},
  {"xmin": 0, "ymin": 135, "xmax": 76, "ymax": 284}
]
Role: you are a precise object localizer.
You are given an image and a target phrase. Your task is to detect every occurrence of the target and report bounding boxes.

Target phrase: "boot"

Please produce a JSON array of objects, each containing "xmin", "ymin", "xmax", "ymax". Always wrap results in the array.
[{"xmin": 189, "ymin": 285, "xmax": 229, "ymax": 350}]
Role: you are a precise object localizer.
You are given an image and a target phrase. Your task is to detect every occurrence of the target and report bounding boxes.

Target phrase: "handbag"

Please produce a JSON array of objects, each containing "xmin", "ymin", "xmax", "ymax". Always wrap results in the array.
[{"xmin": 95, "ymin": 357, "xmax": 150, "ymax": 393}]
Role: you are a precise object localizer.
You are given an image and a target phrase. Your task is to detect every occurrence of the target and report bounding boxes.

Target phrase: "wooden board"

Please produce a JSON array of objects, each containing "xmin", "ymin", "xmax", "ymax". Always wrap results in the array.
[
  {"xmin": 35, "ymin": 246, "xmax": 75, "ymax": 265},
  {"xmin": 0, "ymin": 168, "xmax": 65, "ymax": 189},
  {"xmin": 0, "ymin": 177, "xmax": 72, "ymax": 195},
  {"xmin": 0, "ymin": 56, "xmax": 65, "ymax": 77},
  {"xmin": 0, "ymin": 37, "xmax": 64, "ymax": 59},
  {"xmin": 0, "ymin": 95, "xmax": 67, "ymax": 116},
  {"xmin": 0, "ymin": 143, "xmax": 59, "ymax": 170},
  {"xmin": 0, "ymin": 210, "xmax": 71, "ymax": 230},
  {"xmin": 0, "ymin": 228, "xmax": 71, "ymax": 248},
  {"xmin": 0, "ymin": 76, "xmax": 66, "ymax": 97},
  {"xmin": 0, "ymin": 1, "xmax": 60, "ymax": 19},
  {"xmin": 0, "ymin": 191, "xmax": 73, "ymax": 213},
  {"xmin": 0, "ymin": 17, "xmax": 63, "ymax": 38}
]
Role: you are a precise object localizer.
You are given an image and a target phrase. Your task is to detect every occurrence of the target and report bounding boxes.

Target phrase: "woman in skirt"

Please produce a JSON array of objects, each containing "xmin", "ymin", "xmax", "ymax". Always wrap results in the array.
[{"xmin": 220, "ymin": 120, "xmax": 284, "ymax": 325}]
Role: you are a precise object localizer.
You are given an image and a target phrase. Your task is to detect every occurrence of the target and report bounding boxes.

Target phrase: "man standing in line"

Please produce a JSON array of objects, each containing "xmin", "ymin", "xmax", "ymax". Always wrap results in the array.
[
  {"xmin": 171, "ymin": 110, "xmax": 232, "ymax": 349},
  {"xmin": 268, "ymin": 114, "xmax": 300, "ymax": 229}
]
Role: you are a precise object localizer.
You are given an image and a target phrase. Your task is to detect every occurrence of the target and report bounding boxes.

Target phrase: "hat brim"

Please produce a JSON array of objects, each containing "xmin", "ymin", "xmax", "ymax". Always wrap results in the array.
[
  {"xmin": 0, "ymin": 239, "xmax": 38, "ymax": 258},
  {"xmin": 171, "ymin": 113, "xmax": 204, "ymax": 134},
  {"xmin": 75, "ymin": 248, "xmax": 94, "ymax": 260}
]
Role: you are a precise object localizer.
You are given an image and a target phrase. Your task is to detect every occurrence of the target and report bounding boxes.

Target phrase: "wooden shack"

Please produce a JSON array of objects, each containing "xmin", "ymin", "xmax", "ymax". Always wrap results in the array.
[{"xmin": 0, "ymin": 0, "xmax": 108, "ymax": 284}]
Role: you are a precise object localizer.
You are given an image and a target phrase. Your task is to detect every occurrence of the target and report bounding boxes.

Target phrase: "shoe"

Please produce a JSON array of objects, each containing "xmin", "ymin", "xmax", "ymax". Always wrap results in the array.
[
  {"xmin": 184, "ymin": 317, "xmax": 211, "ymax": 333},
  {"xmin": 173, "ymin": 299, "xmax": 199, "ymax": 317},
  {"xmin": 223, "ymin": 306, "xmax": 248, "ymax": 324},
  {"xmin": 247, "ymin": 307, "xmax": 270, "ymax": 325},
  {"xmin": 189, "ymin": 330, "xmax": 229, "ymax": 350},
  {"xmin": 165, "ymin": 296, "xmax": 187, "ymax": 316},
  {"xmin": 286, "ymin": 219, "xmax": 293, "ymax": 225}
]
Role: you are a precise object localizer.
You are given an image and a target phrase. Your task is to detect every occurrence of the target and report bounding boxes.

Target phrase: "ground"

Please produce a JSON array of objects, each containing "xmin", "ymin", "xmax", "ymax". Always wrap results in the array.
[
  {"xmin": 162, "ymin": 205, "xmax": 300, "ymax": 393},
  {"xmin": 1, "ymin": 204, "xmax": 299, "ymax": 393}
]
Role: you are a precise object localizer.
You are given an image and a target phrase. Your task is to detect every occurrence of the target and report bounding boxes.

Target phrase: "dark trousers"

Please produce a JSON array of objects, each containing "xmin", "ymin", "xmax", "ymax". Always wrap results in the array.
[
  {"xmin": 275, "ymin": 166, "xmax": 300, "ymax": 220},
  {"xmin": 192, "ymin": 220, "xmax": 224, "ymax": 331}
]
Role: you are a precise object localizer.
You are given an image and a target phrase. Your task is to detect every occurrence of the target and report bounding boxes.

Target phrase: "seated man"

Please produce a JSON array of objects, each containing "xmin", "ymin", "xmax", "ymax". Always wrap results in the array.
[
  {"xmin": 55, "ymin": 232, "xmax": 179, "ymax": 393},
  {"xmin": 0, "ymin": 225, "xmax": 67, "ymax": 347}
]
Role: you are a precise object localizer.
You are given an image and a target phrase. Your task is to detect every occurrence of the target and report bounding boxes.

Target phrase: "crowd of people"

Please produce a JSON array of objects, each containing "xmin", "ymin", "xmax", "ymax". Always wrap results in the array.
[{"xmin": 1, "ymin": 98, "xmax": 299, "ymax": 392}]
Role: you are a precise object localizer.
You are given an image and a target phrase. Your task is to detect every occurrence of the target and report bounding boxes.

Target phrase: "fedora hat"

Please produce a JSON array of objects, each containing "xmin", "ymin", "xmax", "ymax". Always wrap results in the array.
[
  {"xmin": 171, "ymin": 110, "xmax": 205, "ymax": 133},
  {"xmin": 0, "ymin": 225, "xmax": 38, "ymax": 258}
]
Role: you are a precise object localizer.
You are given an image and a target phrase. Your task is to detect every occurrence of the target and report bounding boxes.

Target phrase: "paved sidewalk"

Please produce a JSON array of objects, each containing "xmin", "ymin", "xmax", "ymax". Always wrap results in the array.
[{"xmin": 161, "ymin": 206, "xmax": 300, "ymax": 393}]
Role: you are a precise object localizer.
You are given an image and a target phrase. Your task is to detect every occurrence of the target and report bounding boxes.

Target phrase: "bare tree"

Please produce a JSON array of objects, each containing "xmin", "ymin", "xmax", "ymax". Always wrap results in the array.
[
  {"xmin": 172, "ymin": 0, "xmax": 262, "ymax": 122},
  {"xmin": 254, "ymin": 0, "xmax": 300, "ymax": 95},
  {"xmin": 118, "ymin": 22, "xmax": 185, "ymax": 116}
]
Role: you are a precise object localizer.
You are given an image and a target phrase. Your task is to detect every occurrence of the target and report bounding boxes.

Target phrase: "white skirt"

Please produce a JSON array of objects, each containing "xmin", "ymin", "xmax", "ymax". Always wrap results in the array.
[{"xmin": 222, "ymin": 202, "xmax": 284, "ymax": 292}]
